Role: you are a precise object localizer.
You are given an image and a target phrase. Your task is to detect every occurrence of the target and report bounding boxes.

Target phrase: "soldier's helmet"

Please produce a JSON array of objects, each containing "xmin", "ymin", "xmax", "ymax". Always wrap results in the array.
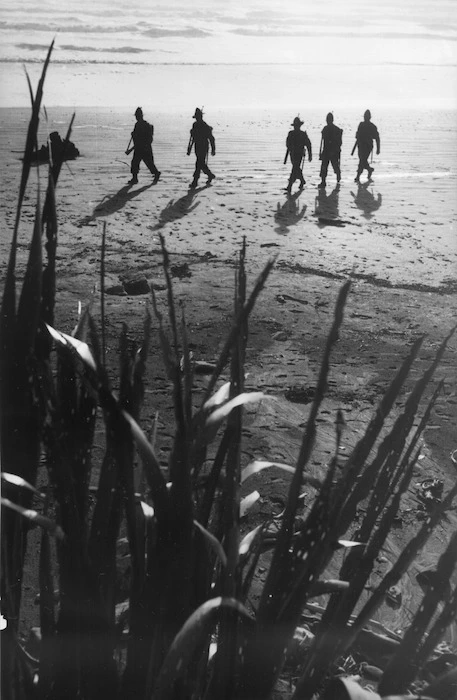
[
  {"xmin": 291, "ymin": 116, "xmax": 304, "ymax": 127},
  {"xmin": 193, "ymin": 108, "xmax": 203, "ymax": 119},
  {"xmin": 364, "ymin": 109, "xmax": 371, "ymax": 120},
  {"xmin": 326, "ymin": 112, "xmax": 334, "ymax": 124},
  {"xmin": 135, "ymin": 107, "xmax": 143, "ymax": 118}
]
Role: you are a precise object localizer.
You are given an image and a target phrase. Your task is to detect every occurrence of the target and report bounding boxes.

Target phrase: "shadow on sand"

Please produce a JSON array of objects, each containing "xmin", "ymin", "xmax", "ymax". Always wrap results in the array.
[
  {"xmin": 152, "ymin": 186, "xmax": 207, "ymax": 230},
  {"xmin": 274, "ymin": 191, "xmax": 307, "ymax": 234},
  {"xmin": 76, "ymin": 183, "xmax": 153, "ymax": 226},
  {"xmin": 351, "ymin": 181, "xmax": 383, "ymax": 219},
  {"xmin": 314, "ymin": 183, "xmax": 341, "ymax": 221}
]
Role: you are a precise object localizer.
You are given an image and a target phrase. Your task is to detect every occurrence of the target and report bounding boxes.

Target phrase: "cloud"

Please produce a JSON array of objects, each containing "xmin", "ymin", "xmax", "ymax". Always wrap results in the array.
[
  {"xmin": 141, "ymin": 27, "xmax": 210, "ymax": 38},
  {"xmin": 59, "ymin": 45, "xmax": 149, "ymax": 54},
  {"xmin": 17, "ymin": 43, "xmax": 55, "ymax": 51},
  {"xmin": 0, "ymin": 21, "xmax": 139, "ymax": 33},
  {"xmin": 230, "ymin": 27, "xmax": 457, "ymax": 41}
]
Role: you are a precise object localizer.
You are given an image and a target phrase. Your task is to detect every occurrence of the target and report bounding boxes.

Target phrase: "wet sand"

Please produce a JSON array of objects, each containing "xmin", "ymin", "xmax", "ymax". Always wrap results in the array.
[{"xmin": 1, "ymin": 105, "xmax": 456, "ymax": 636}]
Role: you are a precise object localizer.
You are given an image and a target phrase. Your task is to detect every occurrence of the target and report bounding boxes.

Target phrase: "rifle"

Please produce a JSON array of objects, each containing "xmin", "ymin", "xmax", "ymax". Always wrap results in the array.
[
  {"xmin": 187, "ymin": 134, "xmax": 194, "ymax": 156},
  {"xmin": 351, "ymin": 139, "xmax": 358, "ymax": 156},
  {"xmin": 284, "ymin": 148, "xmax": 289, "ymax": 165},
  {"xmin": 125, "ymin": 135, "xmax": 133, "ymax": 156}
]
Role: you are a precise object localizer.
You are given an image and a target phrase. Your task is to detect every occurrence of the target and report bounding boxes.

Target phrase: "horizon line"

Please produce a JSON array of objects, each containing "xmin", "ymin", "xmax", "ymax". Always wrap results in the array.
[{"xmin": 1, "ymin": 59, "xmax": 456, "ymax": 68}]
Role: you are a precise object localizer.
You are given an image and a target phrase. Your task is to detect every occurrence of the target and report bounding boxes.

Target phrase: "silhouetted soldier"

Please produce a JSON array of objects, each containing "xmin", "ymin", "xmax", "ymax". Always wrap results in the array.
[
  {"xmin": 127, "ymin": 107, "xmax": 161, "ymax": 186},
  {"xmin": 285, "ymin": 117, "xmax": 312, "ymax": 193},
  {"xmin": 352, "ymin": 109, "xmax": 380, "ymax": 183},
  {"xmin": 318, "ymin": 113, "xmax": 342, "ymax": 188},
  {"xmin": 187, "ymin": 108, "xmax": 216, "ymax": 188}
]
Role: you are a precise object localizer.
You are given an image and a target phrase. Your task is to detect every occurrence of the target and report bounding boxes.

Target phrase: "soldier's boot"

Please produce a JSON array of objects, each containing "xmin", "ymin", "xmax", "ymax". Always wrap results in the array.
[
  {"xmin": 285, "ymin": 177, "xmax": 294, "ymax": 193},
  {"xmin": 129, "ymin": 175, "xmax": 138, "ymax": 185}
]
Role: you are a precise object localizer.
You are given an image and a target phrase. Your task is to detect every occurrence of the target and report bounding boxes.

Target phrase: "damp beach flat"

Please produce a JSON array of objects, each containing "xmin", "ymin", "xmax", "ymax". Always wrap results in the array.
[
  {"xmin": 1, "ymin": 104, "xmax": 456, "ymax": 290},
  {"xmin": 1, "ymin": 105, "xmax": 456, "ymax": 449},
  {"xmin": 1, "ymin": 105, "xmax": 456, "ymax": 638}
]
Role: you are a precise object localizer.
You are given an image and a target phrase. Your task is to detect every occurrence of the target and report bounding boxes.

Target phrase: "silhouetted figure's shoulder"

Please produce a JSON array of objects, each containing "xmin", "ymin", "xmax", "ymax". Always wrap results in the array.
[
  {"xmin": 356, "ymin": 120, "xmax": 379, "ymax": 140},
  {"xmin": 322, "ymin": 123, "xmax": 342, "ymax": 142},
  {"xmin": 133, "ymin": 119, "xmax": 153, "ymax": 145},
  {"xmin": 287, "ymin": 129, "xmax": 309, "ymax": 145},
  {"xmin": 191, "ymin": 120, "xmax": 213, "ymax": 136}
]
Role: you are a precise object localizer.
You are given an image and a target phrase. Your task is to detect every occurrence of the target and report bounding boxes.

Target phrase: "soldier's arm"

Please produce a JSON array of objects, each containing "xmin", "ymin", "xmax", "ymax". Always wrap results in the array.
[
  {"xmin": 306, "ymin": 133, "xmax": 312, "ymax": 161},
  {"xmin": 209, "ymin": 128, "xmax": 215, "ymax": 155},
  {"xmin": 187, "ymin": 128, "xmax": 194, "ymax": 155}
]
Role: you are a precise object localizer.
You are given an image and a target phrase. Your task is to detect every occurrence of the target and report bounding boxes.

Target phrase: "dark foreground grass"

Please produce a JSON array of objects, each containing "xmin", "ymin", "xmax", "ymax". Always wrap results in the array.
[{"xmin": 1, "ymin": 45, "xmax": 457, "ymax": 700}]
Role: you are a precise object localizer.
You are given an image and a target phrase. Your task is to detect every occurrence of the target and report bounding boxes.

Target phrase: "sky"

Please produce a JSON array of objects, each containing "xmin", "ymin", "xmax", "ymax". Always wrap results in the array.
[{"xmin": 0, "ymin": 0, "xmax": 456, "ymax": 108}]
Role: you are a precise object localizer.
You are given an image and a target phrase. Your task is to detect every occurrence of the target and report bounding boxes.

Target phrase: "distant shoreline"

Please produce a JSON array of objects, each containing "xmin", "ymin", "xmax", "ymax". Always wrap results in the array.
[{"xmin": 1, "ymin": 61, "xmax": 456, "ymax": 111}]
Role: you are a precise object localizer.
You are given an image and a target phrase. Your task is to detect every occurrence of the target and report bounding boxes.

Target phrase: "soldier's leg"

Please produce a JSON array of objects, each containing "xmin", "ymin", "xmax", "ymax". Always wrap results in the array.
[
  {"xmin": 130, "ymin": 151, "xmax": 141, "ymax": 183},
  {"xmin": 191, "ymin": 154, "xmax": 204, "ymax": 187},
  {"xmin": 320, "ymin": 155, "xmax": 329, "ymax": 180},
  {"xmin": 366, "ymin": 148, "xmax": 374, "ymax": 178},
  {"xmin": 320, "ymin": 155, "xmax": 329, "ymax": 186},
  {"xmin": 331, "ymin": 155, "xmax": 341, "ymax": 182},
  {"xmin": 289, "ymin": 161, "xmax": 300, "ymax": 187},
  {"xmin": 287, "ymin": 166, "xmax": 295, "ymax": 190},
  {"xmin": 356, "ymin": 147, "xmax": 367, "ymax": 180},
  {"xmin": 359, "ymin": 147, "xmax": 371, "ymax": 174},
  {"xmin": 201, "ymin": 158, "xmax": 215, "ymax": 182},
  {"xmin": 143, "ymin": 147, "xmax": 160, "ymax": 178}
]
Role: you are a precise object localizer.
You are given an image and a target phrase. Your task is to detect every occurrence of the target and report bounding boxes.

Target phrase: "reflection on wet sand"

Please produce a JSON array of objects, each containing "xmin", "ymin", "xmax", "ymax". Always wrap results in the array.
[
  {"xmin": 274, "ymin": 191, "xmax": 307, "ymax": 234},
  {"xmin": 351, "ymin": 181, "xmax": 382, "ymax": 219},
  {"xmin": 314, "ymin": 183, "xmax": 341, "ymax": 220}
]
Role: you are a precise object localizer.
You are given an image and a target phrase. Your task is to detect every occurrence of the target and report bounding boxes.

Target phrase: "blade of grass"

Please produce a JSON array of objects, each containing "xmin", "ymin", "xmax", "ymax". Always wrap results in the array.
[
  {"xmin": 194, "ymin": 520, "xmax": 227, "ymax": 568},
  {"xmin": 201, "ymin": 255, "xmax": 276, "ymax": 406},
  {"xmin": 241, "ymin": 460, "xmax": 322, "ymax": 489},
  {"xmin": 205, "ymin": 392, "xmax": 269, "ymax": 429},
  {"xmin": 263, "ymin": 281, "xmax": 351, "ymax": 606},
  {"xmin": 1, "ymin": 498, "xmax": 65, "ymax": 539},
  {"xmin": 353, "ymin": 477, "xmax": 457, "ymax": 636},
  {"xmin": 153, "ymin": 597, "xmax": 253, "ymax": 700},
  {"xmin": 15, "ymin": 41, "xmax": 54, "ymax": 240},
  {"xmin": 16, "ymin": 198, "xmax": 43, "ymax": 351},
  {"xmin": 292, "ymin": 384, "xmax": 446, "ymax": 699},
  {"xmin": 121, "ymin": 410, "xmax": 169, "ymax": 520},
  {"xmin": 378, "ymin": 532, "xmax": 457, "ymax": 695},
  {"xmin": 1, "ymin": 473, "xmax": 45, "ymax": 499},
  {"xmin": 101, "ymin": 222, "xmax": 106, "ymax": 364}
]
